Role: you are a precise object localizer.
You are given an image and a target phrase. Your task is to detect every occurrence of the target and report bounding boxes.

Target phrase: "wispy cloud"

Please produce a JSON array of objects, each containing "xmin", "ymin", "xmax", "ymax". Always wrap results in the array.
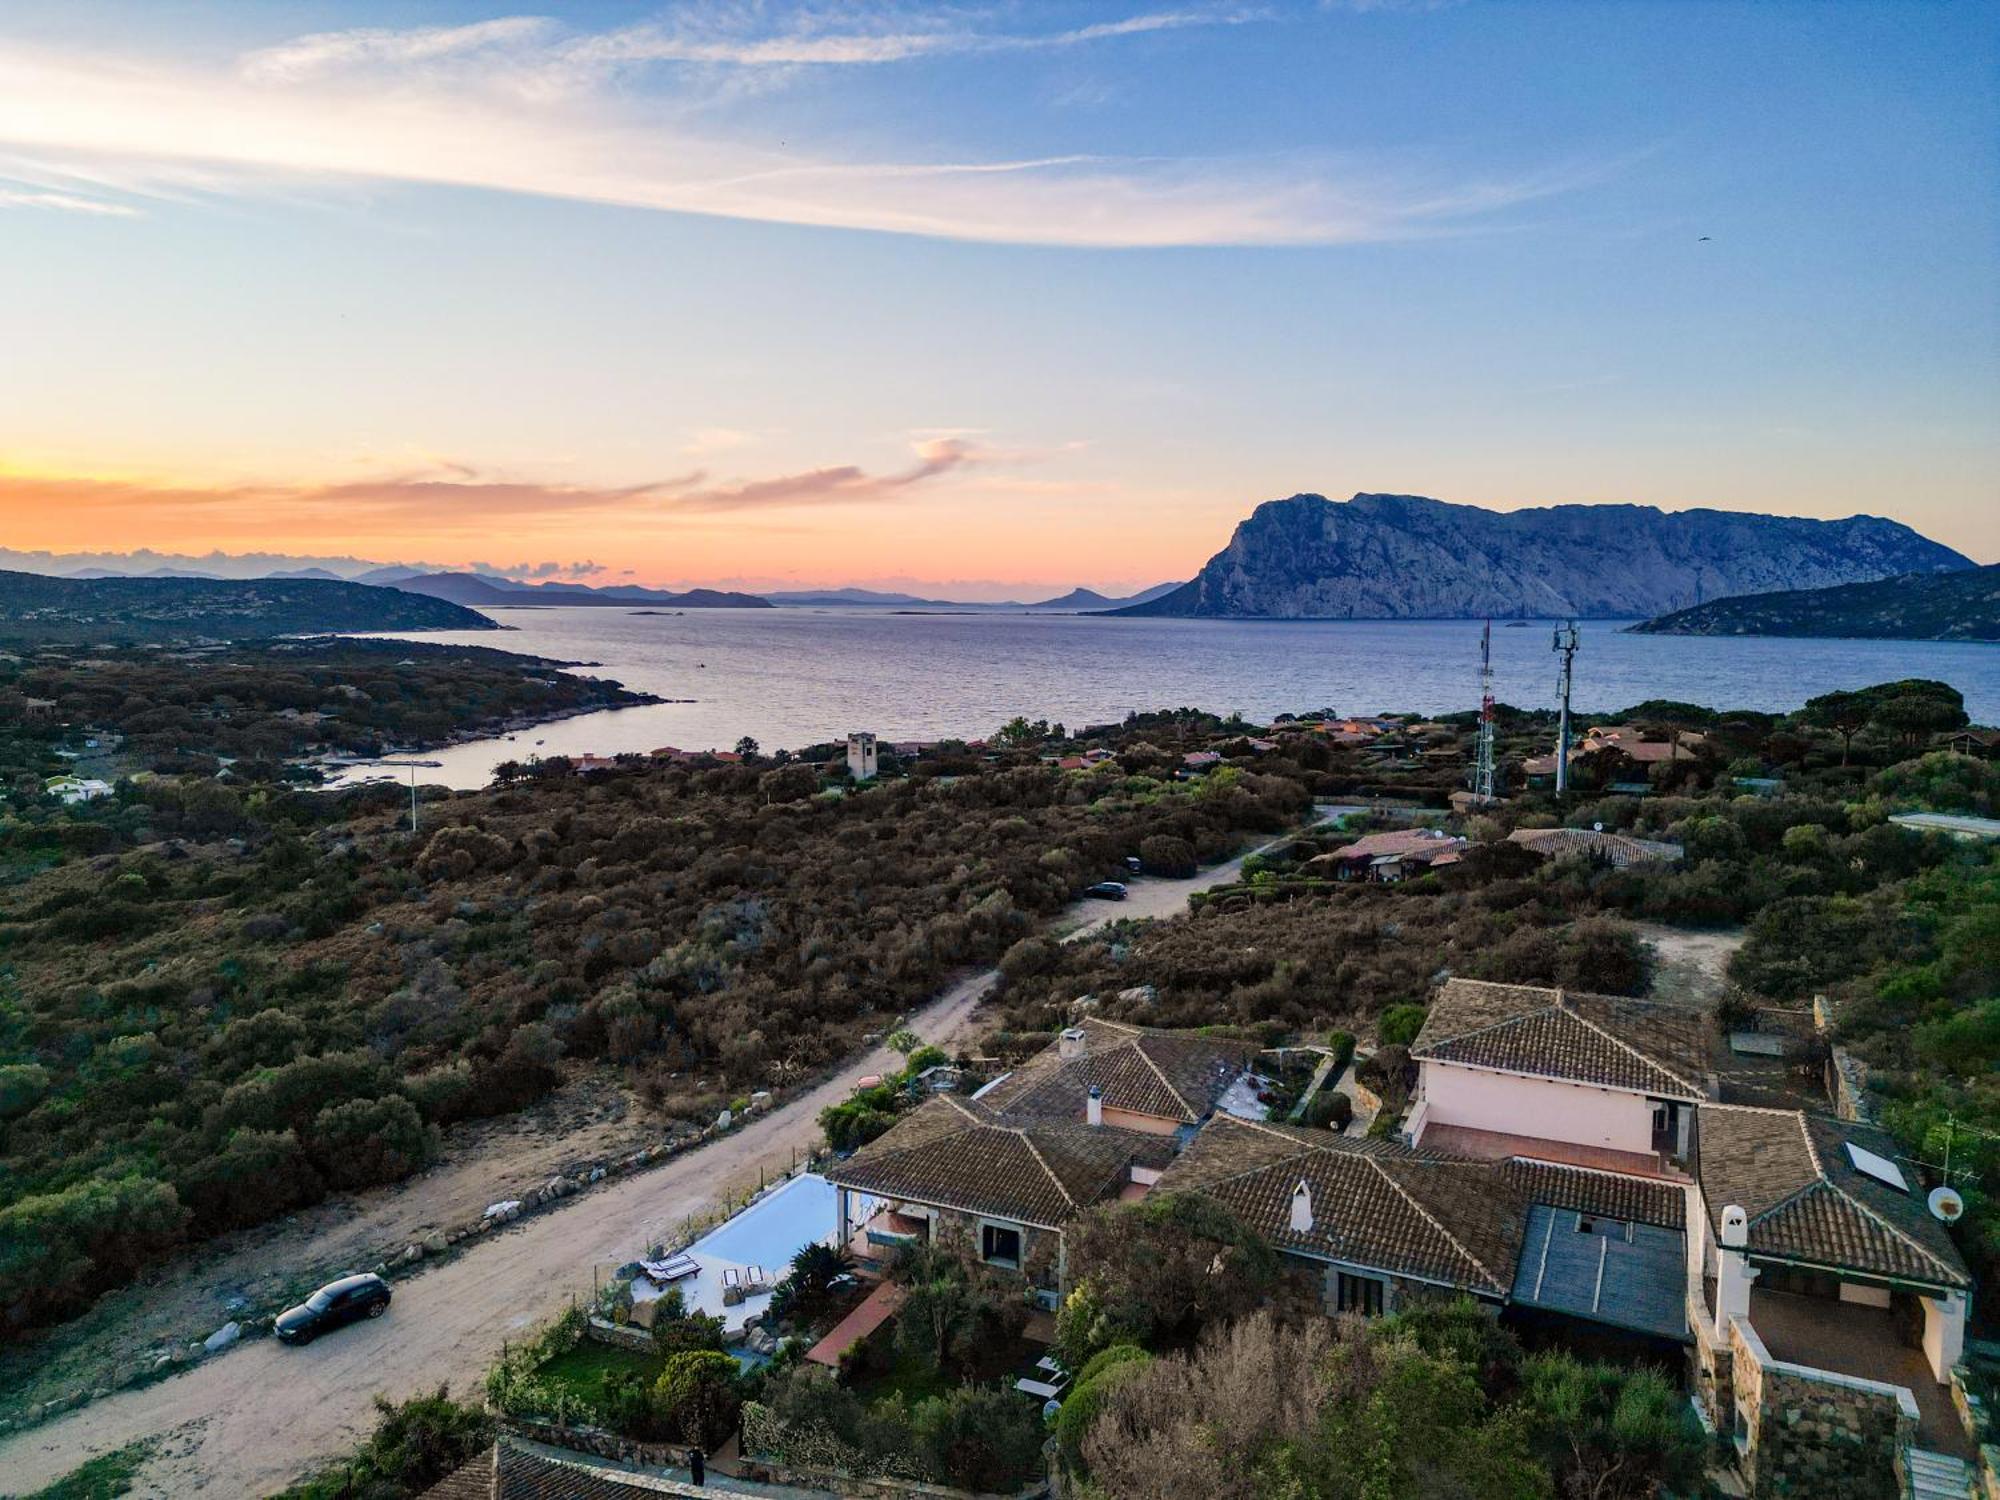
[
  {"xmin": 0, "ymin": 438, "xmax": 1009, "ymax": 535},
  {"xmin": 0, "ymin": 8, "xmax": 1599, "ymax": 248},
  {"xmin": 0, "ymin": 182, "xmax": 137, "ymax": 215}
]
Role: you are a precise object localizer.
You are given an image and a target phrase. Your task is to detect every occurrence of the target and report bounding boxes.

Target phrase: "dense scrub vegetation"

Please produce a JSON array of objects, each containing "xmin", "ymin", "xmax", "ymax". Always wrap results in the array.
[
  {"xmin": 0, "ymin": 638, "xmax": 653, "ymax": 784},
  {"xmin": 0, "ymin": 751, "xmax": 1306, "ymax": 1330}
]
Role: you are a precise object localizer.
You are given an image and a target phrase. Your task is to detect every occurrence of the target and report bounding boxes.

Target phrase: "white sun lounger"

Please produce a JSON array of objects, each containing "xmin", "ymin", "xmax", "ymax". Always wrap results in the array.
[
  {"xmin": 1014, "ymin": 1376, "xmax": 1067, "ymax": 1399},
  {"xmin": 639, "ymin": 1254, "xmax": 698, "ymax": 1284}
]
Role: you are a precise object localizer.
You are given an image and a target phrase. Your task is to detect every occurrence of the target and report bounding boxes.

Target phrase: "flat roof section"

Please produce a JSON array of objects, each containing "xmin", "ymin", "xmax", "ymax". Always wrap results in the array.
[{"xmin": 1510, "ymin": 1203, "xmax": 1688, "ymax": 1342}]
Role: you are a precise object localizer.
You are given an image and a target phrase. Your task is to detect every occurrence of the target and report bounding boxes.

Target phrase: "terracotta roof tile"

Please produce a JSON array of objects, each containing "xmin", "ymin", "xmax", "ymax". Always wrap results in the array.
[
  {"xmin": 823, "ymin": 1095, "xmax": 1170, "ymax": 1229},
  {"xmin": 421, "ymin": 1441, "xmax": 707, "ymax": 1499},
  {"xmin": 1413, "ymin": 979, "xmax": 1709, "ymax": 1101},
  {"xmin": 977, "ymin": 1017, "xmax": 1250, "ymax": 1124},
  {"xmin": 1696, "ymin": 1106, "xmax": 1968, "ymax": 1288}
]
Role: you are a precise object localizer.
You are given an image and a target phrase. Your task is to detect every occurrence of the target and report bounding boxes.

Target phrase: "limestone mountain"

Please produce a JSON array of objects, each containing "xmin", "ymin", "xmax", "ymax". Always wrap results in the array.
[{"xmin": 1117, "ymin": 493, "xmax": 1971, "ymax": 620}]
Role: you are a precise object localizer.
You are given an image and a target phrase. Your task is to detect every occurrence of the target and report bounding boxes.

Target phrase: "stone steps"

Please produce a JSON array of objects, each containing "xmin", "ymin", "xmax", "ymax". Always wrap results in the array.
[{"xmin": 1906, "ymin": 1446, "xmax": 1972, "ymax": 1500}]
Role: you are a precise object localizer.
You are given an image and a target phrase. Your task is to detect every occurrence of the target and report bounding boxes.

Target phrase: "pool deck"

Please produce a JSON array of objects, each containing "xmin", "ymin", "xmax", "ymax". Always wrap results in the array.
[{"xmin": 631, "ymin": 1172, "xmax": 840, "ymax": 1333}]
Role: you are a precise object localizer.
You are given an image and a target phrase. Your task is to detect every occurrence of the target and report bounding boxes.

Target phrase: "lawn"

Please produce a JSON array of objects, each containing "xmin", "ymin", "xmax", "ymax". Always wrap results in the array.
[{"xmin": 535, "ymin": 1341, "xmax": 664, "ymax": 1408}]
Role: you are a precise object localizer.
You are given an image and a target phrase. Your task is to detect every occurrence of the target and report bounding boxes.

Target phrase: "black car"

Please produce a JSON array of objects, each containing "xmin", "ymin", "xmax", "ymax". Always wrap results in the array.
[
  {"xmin": 1083, "ymin": 881, "xmax": 1128, "ymax": 900},
  {"xmin": 274, "ymin": 1273, "xmax": 391, "ymax": 1345}
]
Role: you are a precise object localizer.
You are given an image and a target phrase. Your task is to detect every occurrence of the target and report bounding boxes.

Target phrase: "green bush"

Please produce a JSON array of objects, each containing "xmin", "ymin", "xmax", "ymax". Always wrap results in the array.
[
  {"xmin": 911, "ymin": 1385, "xmax": 1047, "ymax": 1491},
  {"xmin": 0, "ymin": 1062, "xmax": 50, "ymax": 1120},
  {"xmin": 656, "ymin": 1349, "xmax": 741, "ymax": 1449},
  {"xmin": 1377, "ymin": 1004, "xmax": 1428, "ymax": 1047},
  {"xmin": 1056, "ymin": 1352, "xmax": 1152, "ymax": 1468}
]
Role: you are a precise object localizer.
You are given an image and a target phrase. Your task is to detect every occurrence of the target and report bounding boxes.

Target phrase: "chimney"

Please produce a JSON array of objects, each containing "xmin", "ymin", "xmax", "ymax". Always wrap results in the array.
[
  {"xmin": 1058, "ymin": 1027, "xmax": 1087, "ymax": 1061},
  {"xmin": 1086, "ymin": 1085, "xmax": 1103, "ymax": 1128},
  {"xmin": 1290, "ymin": 1180, "xmax": 1313, "ymax": 1234}
]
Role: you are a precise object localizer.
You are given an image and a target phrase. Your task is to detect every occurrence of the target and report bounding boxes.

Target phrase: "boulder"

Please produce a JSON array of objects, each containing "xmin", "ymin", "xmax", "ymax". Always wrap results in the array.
[
  {"xmin": 422, "ymin": 1232, "xmax": 449, "ymax": 1255},
  {"xmin": 203, "ymin": 1321, "xmax": 242, "ymax": 1354},
  {"xmin": 401, "ymin": 1243, "xmax": 424, "ymax": 1264}
]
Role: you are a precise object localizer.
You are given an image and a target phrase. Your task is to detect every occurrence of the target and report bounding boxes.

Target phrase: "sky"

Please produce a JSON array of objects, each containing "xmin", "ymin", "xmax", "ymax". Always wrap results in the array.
[{"xmin": 0, "ymin": 0, "xmax": 1994, "ymax": 597}]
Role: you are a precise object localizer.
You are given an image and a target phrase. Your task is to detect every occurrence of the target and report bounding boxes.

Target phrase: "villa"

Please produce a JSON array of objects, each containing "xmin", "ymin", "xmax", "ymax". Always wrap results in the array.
[
  {"xmin": 1503, "ymin": 827, "xmax": 1684, "ymax": 867},
  {"xmin": 1308, "ymin": 827, "xmax": 1469, "ymax": 883},
  {"xmin": 823, "ymin": 1019, "xmax": 1253, "ymax": 1302},
  {"xmin": 1405, "ymin": 978, "xmax": 1713, "ymax": 1170}
]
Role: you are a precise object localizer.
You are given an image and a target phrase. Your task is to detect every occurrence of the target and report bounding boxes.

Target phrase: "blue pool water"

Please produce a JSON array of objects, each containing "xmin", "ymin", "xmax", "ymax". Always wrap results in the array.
[{"xmin": 692, "ymin": 1173, "xmax": 838, "ymax": 1265}]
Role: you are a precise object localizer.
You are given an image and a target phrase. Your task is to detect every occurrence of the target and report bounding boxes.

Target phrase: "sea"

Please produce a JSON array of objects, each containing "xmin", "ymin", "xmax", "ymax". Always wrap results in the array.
[{"xmin": 336, "ymin": 607, "xmax": 2000, "ymax": 791}]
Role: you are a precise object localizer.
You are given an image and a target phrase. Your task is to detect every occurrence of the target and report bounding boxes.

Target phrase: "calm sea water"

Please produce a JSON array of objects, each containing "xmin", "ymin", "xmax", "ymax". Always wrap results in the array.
[{"xmin": 345, "ymin": 607, "xmax": 1999, "ymax": 790}]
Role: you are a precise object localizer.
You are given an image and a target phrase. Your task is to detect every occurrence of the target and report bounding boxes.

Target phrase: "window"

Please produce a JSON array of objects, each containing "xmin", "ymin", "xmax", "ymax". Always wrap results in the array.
[
  {"xmin": 1336, "ymin": 1272, "xmax": 1386, "ymax": 1316},
  {"xmin": 981, "ymin": 1223, "xmax": 1022, "ymax": 1268}
]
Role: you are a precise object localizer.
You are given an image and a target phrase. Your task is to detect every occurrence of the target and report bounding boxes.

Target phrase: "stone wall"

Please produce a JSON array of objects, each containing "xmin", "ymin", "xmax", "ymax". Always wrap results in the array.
[
  {"xmin": 1729, "ymin": 1317, "xmax": 1912, "ymax": 1499},
  {"xmin": 926, "ymin": 1207, "xmax": 1061, "ymax": 1293}
]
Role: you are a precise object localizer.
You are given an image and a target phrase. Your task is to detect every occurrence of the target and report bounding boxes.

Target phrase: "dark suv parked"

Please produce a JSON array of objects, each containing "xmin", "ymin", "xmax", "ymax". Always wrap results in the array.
[{"xmin": 274, "ymin": 1273, "xmax": 391, "ymax": 1345}]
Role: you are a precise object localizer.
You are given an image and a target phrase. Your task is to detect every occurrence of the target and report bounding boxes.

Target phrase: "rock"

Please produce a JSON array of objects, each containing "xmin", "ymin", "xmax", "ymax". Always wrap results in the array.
[
  {"xmin": 588, "ymin": 1166, "xmax": 605, "ymax": 1183},
  {"xmin": 715, "ymin": 1108, "xmax": 733, "ymax": 1130},
  {"xmin": 423, "ymin": 1232, "xmax": 449, "ymax": 1254},
  {"xmin": 1122, "ymin": 491, "xmax": 1972, "ymax": 620},
  {"xmin": 154, "ymin": 1355, "xmax": 174, "ymax": 1372},
  {"xmin": 483, "ymin": 1199, "xmax": 522, "ymax": 1221},
  {"xmin": 203, "ymin": 1321, "xmax": 242, "ymax": 1354},
  {"xmin": 402, "ymin": 1243, "xmax": 424, "ymax": 1264},
  {"xmin": 373, "ymin": 1262, "xmax": 389, "ymax": 1277},
  {"xmin": 90, "ymin": 1387, "xmax": 109, "ymax": 1401}
]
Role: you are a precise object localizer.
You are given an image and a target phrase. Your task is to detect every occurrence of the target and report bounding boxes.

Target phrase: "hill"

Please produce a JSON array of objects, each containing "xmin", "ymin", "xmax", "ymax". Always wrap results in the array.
[
  {"xmin": 1631, "ymin": 564, "xmax": 2000, "ymax": 641},
  {"xmin": 1116, "ymin": 493, "xmax": 1971, "ymax": 620},
  {"xmin": 0, "ymin": 570, "xmax": 494, "ymax": 643},
  {"xmin": 390, "ymin": 573, "xmax": 770, "ymax": 609}
]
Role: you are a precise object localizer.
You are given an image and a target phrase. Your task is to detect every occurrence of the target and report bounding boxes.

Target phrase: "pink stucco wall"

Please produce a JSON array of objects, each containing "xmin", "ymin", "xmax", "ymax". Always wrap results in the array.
[{"xmin": 1417, "ymin": 1061, "xmax": 1656, "ymax": 1153}]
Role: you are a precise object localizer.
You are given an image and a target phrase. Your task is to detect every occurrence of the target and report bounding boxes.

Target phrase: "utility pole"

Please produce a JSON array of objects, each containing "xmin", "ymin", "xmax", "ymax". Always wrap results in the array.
[
  {"xmin": 1552, "ymin": 621, "xmax": 1580, "ymax": 797},
  {"xmin": 1472, "ymin": 621, "xmax": 1496, "ymax": 805}
]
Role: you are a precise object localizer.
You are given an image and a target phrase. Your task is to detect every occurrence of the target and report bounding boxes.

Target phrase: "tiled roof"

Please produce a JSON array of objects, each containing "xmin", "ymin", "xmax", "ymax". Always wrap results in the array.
[
  {"xmin": 1152, "ymin": 1116, "xmax": 1525, "ymax": 1295},
  {"xmin": 1316, "ymin": 828, "xmax": 1468, "ymax": 864},
  {"xmin": 422, "ymin": 1441, "xmax": 705, "ymax": 1499},
  {"xmin": 1696, "ymin": 1105, "xmax": 1968, "ymax": 1289},
  {"xmin": 1412, "ymin": 979, "xmax": 1710, "ymax": 1101},
  {"xmin": 1504, "ymin": 828, "xmax": 1684, "ymax": 867},
  {"xmin": 822, "ymin": 1094, "xmax": 1172, "ymax": 1229},
  {"xmin": 1501, "ymin": 1159, "xmax": 1687, "ymax": 1231},
  {"xmin": 977, "ymin": 1016, "xmax": 1251, "ymax": 1125}
]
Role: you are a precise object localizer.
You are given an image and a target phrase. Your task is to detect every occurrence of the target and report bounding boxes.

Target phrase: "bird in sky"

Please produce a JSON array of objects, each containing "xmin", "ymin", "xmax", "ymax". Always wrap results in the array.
[{"xmin": 1698, "ymin": 235, "xmax": 1712, "ymax": 241}]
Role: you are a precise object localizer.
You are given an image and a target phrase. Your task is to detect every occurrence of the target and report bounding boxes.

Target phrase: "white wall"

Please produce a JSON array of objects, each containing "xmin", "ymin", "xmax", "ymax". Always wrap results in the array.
[
  {"xmin": 1417, "ymin": 1061, "xmax": 1657, "ymax": 1154},
  {"xmin": 1923, "ymin": 1291, "xmax": 1966, "ymax": 1381}
]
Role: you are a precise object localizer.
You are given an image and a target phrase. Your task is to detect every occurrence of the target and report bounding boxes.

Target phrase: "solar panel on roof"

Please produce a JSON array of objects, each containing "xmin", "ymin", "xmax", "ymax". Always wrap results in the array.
[{"xmin": 1846, "ymin": 1141, "xmax": 1909, "ymax": 1193}]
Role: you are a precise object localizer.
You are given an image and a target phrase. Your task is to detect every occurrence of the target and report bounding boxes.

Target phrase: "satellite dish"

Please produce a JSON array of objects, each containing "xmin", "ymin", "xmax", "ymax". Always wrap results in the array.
[
  {"xmin": 1929, "ymin": 1186, "xmax": 1965, "ymax": 1224},
  {"xmin": 1592, "ymin": 821, "xmax": 1604, "ymax": 833}
]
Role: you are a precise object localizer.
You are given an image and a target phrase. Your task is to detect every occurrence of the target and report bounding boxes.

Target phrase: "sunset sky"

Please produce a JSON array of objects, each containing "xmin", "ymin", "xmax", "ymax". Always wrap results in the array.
[{"xmin": 1, "ymin": 0, "xmax": 1994, "ymax": 596}]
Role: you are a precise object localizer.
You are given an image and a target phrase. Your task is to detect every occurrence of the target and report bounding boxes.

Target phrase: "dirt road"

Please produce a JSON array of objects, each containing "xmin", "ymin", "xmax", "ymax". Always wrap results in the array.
[{"xmin": 0, "ymin": 820, "xmax": 1320, "ymax": 1499}]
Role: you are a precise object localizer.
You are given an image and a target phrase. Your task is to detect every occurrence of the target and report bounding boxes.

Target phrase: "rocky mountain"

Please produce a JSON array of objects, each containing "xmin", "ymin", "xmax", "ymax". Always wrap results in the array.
[
  {"xmin": 1030, "ymin": 582, "xmax": 1182, "ymax": 611},
  {"xmin": 389, "ymin": 573, "xmax": 770, "ymax": 609},
  {"xmin": 0, "ymin": 570, "xmax": 495, "ymax": 643},
  {"xmin": 1631, "ymin": 564, "xmax": 2000, "ymax": 641},
  {"xmin": 1117, "ymin": 493, "xmax": 1972, "ymax": 620}
]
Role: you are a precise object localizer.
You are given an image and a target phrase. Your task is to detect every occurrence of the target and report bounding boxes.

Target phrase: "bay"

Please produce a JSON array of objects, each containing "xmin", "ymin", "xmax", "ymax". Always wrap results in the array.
[{"xmin": 340, "ymin": 607, "xmax": 2000, "ymax": 791}]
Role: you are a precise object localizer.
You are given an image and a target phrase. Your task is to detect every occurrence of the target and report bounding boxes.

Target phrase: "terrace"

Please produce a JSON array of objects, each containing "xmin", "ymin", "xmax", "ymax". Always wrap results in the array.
[
  {"xmin": 1747, "ymin": 1287, "xmax": 1972, "ymax": 1458},
  {"xmin": 632, "ymin": 1173, "xmax": 843, "ymax": 1334}
]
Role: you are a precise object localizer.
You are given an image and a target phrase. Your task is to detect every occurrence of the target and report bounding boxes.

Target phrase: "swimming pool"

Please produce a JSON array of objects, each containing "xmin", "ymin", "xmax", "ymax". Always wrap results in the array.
[{"xmin": 635, "ymin": 1172, "xmax": 857, "ymax": 1332}]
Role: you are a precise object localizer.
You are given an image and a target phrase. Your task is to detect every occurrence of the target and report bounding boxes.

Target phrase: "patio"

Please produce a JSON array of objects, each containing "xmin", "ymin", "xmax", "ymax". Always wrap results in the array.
[
  {"xmin": 1419, "ymin": 1122, "xmax": 1682, "ymax": 1179},
  {"xmin": 1748, "ymin": 1287, "xmax": 1971, "ymax": 1458},
  {"xmin": 631, "ymin": 1172, "xmax": 842, "ymax": 1334}
]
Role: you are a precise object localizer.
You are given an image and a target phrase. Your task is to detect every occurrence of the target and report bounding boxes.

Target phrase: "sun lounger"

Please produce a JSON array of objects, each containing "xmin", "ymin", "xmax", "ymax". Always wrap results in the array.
[
  {"xmin": 1014, "ymin": 1376, "xmax": 1067, "ymax": 1399},
  {"xmin": 1034, "ymin": 1355, "xmax": 1064, "ymax": 1375},
  {"xmin": 638, "ymin": 1254, "xmax": 698, "ymax": 1284},
  {"xmin": 722, "ymin": 1267, "xmax": 741, "ymax": 1289}
]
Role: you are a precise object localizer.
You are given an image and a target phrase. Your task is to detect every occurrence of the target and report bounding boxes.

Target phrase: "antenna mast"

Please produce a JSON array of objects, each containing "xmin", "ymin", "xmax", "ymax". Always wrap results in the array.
[
  {"xmin": 1472, "ymin": 621, "xmax": 1496, "ymax": 805},
  {"xmin": 1552, "ymin": 621, "xmax": 1580, "ymax": 797}
]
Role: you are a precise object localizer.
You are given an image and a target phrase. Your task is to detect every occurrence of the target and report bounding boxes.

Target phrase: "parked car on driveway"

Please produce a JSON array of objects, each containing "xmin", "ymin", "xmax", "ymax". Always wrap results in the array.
[
  {"xmin": 1083, "ymin": 881, "xmax": 1128, "ymax": 900},
  {"xmin": 275, "ymin": 1273, "xmax": 391, "ymax": 1345}
]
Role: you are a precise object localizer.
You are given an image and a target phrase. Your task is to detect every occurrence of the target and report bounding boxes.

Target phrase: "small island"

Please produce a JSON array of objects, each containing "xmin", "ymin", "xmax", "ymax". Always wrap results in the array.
[{"xmin": 1630, "ymin": 564, "xmax": 2000, "ymax": 642}]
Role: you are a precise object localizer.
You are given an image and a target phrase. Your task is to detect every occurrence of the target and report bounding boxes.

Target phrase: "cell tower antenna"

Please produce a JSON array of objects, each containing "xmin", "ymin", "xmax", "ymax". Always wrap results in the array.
[
  {"xmin": 1472, "ymin": 620, "xmax": 1496, "ymax": 805},
  {"xmin": 1552, "ymin": 621, "xmax": 1580, "ymax": 797}
]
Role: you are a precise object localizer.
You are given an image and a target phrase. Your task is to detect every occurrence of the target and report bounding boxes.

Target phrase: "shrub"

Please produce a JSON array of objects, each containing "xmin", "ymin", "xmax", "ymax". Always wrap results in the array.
[
  {"xmin": 307, "ymin": 1095, "xmax": 436, "ymax": 1191},
  {"xmin": 911, "ymin": 1385, "xmax": 1047, "ymax": 1492},
  {"xmin": 1304, "ymin": 1089, "xmax": 1353, "ymax": 1131},
  {"xmin": 656, "ymin": 1349, "xmax": 741, "ymax": 1449},
  {"xmin": 1139, "ymin": 835, "xmax": 1197, "ymax": 878},
  {"xmin": 1377, "ymin": 1004, "xmax": 1428, "ymax": 1047},
  {"xmin": 0, "ymin": 1062, "xmax": 50, "ymax": 1120},
  {"xmin": 1057, "ymin": 1354, "xmax": 1152, "ymax": 1469}
]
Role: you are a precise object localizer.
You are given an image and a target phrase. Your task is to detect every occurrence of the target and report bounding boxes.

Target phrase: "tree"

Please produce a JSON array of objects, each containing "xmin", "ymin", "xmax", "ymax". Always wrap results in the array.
[
  {"xmin": 655, "ymin": 1349, "xmax": 741, "ymax": 1449},
  {"xmin": 1139, "ymin": 835, "xmax": 1197, "ymax": 878},
  {"xmin": 910, "ymin": 1385, "xmax": 1046, "ymax": 1492},
  {"xmin": 1062, "ymin": 1194, "xmax": 1278, "ymax": 1359},
  {"xmin": 734, "ymin": 736, "xmax": 761, "ymax": 760},
  {"xmin": 1518, "ymin": 1351, "xmax": 1706, "ymax": 1500},
  {"xmin": 1802, "ymin": 689, "xmax": 1871, "ymax": 765},
  {"xmin": 272, "ymin": 1386, "xmax": 494, "ymax": 1500},
  {"xmin": 1377, "ymin": 1003, "xmax": 1428, "ymax": 1047},
  {"xmin": 886, "ymin": 1028, "xmax": 920, "ymax": 1056}
]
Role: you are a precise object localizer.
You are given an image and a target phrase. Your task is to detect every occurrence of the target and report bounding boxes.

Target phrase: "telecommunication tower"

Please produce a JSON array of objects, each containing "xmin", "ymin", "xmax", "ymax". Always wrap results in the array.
[
  {"xmin": 1551, "ymin": 621, "xmax": 1580, "ymax": 796},
  {"xmin": 1471, "ymin": 620, "xmax": 1496, "ymax": 805}
]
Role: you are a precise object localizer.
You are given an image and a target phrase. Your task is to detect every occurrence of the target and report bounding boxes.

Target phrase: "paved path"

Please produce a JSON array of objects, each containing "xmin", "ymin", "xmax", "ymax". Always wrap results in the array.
[{"xmin": 0, "ymin": 819, "xmax": 1319, "ymax": 1499}]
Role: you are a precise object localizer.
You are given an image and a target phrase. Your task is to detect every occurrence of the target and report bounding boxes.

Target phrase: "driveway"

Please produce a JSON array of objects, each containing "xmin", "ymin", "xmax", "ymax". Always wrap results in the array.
[{"xmin": 0, "ymin": 818, "xmax": 1318, "ymax": 1499}]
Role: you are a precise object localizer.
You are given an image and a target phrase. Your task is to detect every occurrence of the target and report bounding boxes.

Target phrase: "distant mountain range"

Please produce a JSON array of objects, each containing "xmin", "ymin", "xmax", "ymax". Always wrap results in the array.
[
  {"xmin": 386, "ymin": 573, "xmax": 772, "ymax": 610},
  {"xmin": 1631, "ymin": 564, "xmax": 2000, "ymax": 641},
  {"xmin": 763, "ymin": 582, "xmax": 1180, "ymax": 610},
  {"xmin": 0, "ymin": 570, "xmax": 494, "ymax": 643},
  {"xmin": 1116, "ymin": 493, "xmax": 1972, "ymax": 620}
]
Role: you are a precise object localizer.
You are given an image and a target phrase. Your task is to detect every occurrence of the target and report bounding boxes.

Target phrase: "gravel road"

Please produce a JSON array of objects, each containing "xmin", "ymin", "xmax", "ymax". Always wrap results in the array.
[{"xmin": 0, "ymin": 820, "xmax": 1319, "ymax": 1499}]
